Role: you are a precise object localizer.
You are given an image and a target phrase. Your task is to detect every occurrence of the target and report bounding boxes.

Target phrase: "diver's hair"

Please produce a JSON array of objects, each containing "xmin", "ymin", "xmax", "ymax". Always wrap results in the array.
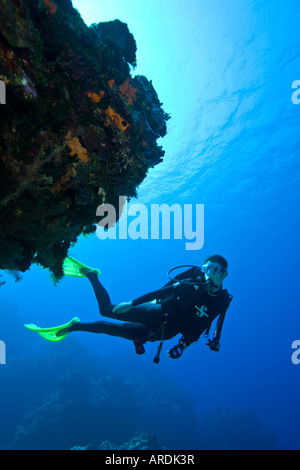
[{"xmin": 203, "ymin": 254, "xmax": 228, "ymax": 271}]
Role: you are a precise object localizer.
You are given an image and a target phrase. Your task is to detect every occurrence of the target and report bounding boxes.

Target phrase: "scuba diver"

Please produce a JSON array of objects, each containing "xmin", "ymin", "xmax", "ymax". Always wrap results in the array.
[{"xmin": 25, "ymin": 254, "xmax": 233, "ymax": 363}]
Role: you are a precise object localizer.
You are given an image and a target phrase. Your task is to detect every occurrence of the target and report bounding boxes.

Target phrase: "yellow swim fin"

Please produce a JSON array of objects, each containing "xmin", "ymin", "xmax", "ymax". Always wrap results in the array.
[
  {"xmin": 62, "ymin": 256, "xmax": 101, "ymax": 278},
  {"xmin": 24, "ymin": 317, "xmax": 80, "ymax": 342}
]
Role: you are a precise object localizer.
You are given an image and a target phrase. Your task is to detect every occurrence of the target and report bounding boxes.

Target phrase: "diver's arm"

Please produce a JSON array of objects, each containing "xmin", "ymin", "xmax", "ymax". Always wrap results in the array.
[
  {"xmin": 131, "ymin": 283, "xmax": 180, "ymax": 306},
  {"xmin": 213, "ymin": 311, "xmax": 226, "ymax": 341},
  {"xmin": 112, "ymin": 283, "xmax": 180, "ymax": 314},
  {"xmin": 112, "ymin": 291, "xmax": 159, "ymax": 314},
  {"xmin": 207, "ymin": 292, "xmax": 233, "ymax": 351},
  {"xmin": 206, "ymin": 310, "xmax": 227, "ymax": 351},
  {"xmin": 115, "ymin": 267, "xmax": 200, "ymax": 313},
  {"xmin": 112, "ymin": 301, "xmax": 133, "ymax": 314}
]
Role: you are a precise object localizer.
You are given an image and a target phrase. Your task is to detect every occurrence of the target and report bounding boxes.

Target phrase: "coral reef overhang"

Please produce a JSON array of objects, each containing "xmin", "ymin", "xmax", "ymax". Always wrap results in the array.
[{"xmin": 0, "ymin": 0, "xmax": 169, "ymax": 281}]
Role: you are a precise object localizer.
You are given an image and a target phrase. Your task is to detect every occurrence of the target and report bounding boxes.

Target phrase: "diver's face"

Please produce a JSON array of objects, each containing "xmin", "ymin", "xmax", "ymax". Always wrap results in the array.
[{"xmin": 202, "ymin": 261, "xmax": 228, "ymax": 292}]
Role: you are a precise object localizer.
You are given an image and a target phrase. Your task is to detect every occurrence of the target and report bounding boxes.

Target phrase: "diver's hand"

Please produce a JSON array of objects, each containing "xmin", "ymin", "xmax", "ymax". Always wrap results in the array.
[
  {"xmin": 112, "ymin": 301, "xmax": 133, "ymax": 314},
  {"xmin": 167, "ymin": 341, "xmax": 185, "ymax": 359},
  {"xmin": 206, "ymin": 338, "xmax": 220, "ymax": 351}
]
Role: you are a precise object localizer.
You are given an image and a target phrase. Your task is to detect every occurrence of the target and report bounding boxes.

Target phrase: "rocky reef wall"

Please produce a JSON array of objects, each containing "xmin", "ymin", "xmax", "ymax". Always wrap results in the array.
[{"xmin": 0, "ymin": 0, "xmax": 169, "ymax": 280}]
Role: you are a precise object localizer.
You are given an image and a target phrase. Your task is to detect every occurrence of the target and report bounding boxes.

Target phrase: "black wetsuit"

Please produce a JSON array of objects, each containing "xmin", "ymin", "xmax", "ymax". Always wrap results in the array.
[{"xmin": 70, "ymin": 267, "xmax": 233, "ymax": 349}]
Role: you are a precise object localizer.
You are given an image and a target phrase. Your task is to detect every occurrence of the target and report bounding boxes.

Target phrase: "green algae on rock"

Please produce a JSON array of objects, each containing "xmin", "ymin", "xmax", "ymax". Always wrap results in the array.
[{"xmin": 0, "ymin": 0, "xmax": 169, "ymax": 281}]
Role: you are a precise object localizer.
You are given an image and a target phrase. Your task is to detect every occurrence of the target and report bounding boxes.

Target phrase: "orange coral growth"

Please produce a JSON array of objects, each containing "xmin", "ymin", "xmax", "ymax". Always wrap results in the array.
[
  {"xmin": 105, "ymin": 106, "xmax": 129, "ymax": 132},
  {"xmin": 66, "ymin": 131, "xmax": 89, "ymax": 163},
  {"xmin": 43, "ymin": 0, "xmax": 57, "ymax": 14},
  {"xmin": 51, "ymin": 166, "xmax": 77, "ymax": 193},
  {"xmin": 15, "ymin": 208, "xmax": 23, "ymax": 217},
  {"xmin": 6, "ymin": 50, "xmax": 14, "ymax": 60},
  {"xmin": 118, "ymin": 77, "xmax": 137, "ymax": 106},
  {"xmin": 108, "ymin": 79, "xmax": 115, "ymax": 89},
  {"xmin": 86, "ymin": 91, "xmax": 105, "ymax": 103}
]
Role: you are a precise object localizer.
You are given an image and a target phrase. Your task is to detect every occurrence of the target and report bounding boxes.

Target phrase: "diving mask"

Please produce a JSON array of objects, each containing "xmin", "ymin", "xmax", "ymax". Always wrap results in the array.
[{"xmin": 201, "ymin": 264, "xmax": 226, "ymax": 275}]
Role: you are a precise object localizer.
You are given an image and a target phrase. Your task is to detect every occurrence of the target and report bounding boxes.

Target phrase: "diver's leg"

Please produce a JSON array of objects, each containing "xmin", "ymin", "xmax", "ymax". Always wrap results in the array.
[
  {"xmin": 85, "ymin": 272, "xmax": 162, "ymax": 324},
  {"xmin": 118, "ymin": 302, "xmax": 162, "ymax": 324},
  {"xmin": 85, "ymin": 272, "xmax": 114, "ymax": 317},
  {"xmin": 69, "ymin": 319, "xmax": 149, "ymax": 342}
]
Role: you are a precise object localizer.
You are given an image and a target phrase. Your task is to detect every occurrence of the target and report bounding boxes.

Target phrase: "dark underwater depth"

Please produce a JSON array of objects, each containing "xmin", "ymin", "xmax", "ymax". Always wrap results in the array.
[{"xmin": 0, "ymin": 0, "xmax": 299, "ymax": 450}]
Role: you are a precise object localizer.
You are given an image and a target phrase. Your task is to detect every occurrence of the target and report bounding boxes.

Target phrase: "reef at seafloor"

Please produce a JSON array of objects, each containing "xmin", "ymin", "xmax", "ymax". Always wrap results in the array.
[
  {"xmin": 0, "ymin": 0, "xmax": 170, "ymax": 281},
  {"xmin": 71, "ymin": 433, "xmax": 166, "ymax": 450}
]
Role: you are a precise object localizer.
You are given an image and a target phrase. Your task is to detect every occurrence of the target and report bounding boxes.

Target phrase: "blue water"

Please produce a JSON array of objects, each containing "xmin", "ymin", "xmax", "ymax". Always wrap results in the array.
[{"xmin": 0, "ymin": 0, "xmax": 299, "ymax": 450}]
